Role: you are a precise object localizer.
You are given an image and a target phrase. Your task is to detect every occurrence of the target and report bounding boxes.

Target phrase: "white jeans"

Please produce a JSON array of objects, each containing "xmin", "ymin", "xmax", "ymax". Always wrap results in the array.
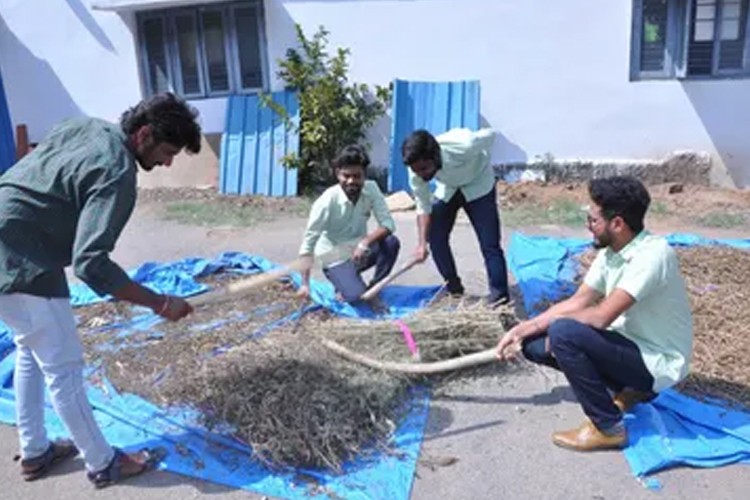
[{"xmin": 0, "ymin": 293, "xmax": 114, "ymax": 472}]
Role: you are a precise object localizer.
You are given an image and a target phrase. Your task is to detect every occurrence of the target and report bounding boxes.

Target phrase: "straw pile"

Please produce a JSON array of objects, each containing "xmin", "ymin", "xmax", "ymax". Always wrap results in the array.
[
  {"xmin": 78, "ymin": 286, "xmax": 515, "ymax": 472},
  {"xmin": 79, "ymin": 273, "xmax": 303, "ymax": 403},
  {"xmin": 675, "ymin": 246, "xmax": 750, "ymax": 408},
  {"xmin": 161, "ymin": 331, "xmax": 411, "ymax": 472},
  {"xmin": 575, "ymin": 245, "xmax": 750, "ymax": 408},
  {"xmin": 164, "ymin": 297, "xmax": 515, "ymax": 471},
  {"xmin": 308, "ymin": 297, "xmax": 515, "ymax": 365}
]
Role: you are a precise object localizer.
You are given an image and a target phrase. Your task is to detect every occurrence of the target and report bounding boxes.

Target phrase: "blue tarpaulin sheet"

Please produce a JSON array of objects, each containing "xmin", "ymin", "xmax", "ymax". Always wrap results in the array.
[
  {"xmin": 508, "ymin": 232, "xmax": 750, "ymax": 480},
  {"xmin": 0, "ymin": 252, "xmax": 440, "ymax": 499}
]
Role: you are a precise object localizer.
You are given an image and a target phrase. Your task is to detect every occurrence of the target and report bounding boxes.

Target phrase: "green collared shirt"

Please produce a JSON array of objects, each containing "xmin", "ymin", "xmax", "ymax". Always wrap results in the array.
[
  {"xmin": 584, "ymin": 231, "xmax": 694, "ymax": 391},
  {"xmin": 409, "ymin": 128, "xmax": 496, "ymax": 215},
  {"xmin": 299, "ymin": 180, "xmax": 395, "ymax": 261},
  {"xmin": 0, "ymin": 118, "xmax": 137, "ymax": 298}
]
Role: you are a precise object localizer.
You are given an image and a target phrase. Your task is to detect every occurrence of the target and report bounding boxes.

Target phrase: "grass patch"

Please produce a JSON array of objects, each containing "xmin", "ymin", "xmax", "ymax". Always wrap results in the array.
[
  {"xmin": 649, "ymin": 201, "xmax": 670, "ymax": 217},
  {"xmin": 503, "ymin": 198, "xmax": 586, "ymax": 227},
  {"xmin": 693, "ymin": 211, "xmax": 747, "ymax": 229},
  {"xmin": 163, "ymin": 197, "xmax": 312, "ymax": 227}
]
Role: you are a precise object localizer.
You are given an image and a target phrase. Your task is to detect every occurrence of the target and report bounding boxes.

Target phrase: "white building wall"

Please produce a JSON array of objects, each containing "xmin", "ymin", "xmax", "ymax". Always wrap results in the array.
[
  {"xmin": 1, "ymin": 0, "xmax": 748, "ymax": 187},
  {"xmin": 267, "ymin": 0, "xmax": 750, "ymax": 187},
  {"xmin": 0, "ymin": 0, "xmax": 141, "ymax": 138}
]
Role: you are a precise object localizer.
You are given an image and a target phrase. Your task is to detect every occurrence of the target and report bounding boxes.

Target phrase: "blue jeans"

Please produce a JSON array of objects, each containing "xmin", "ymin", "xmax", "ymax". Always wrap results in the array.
[
  {"xmin": 430, "ymin": 188, "xmax": 509, "ymax": 300},
  {"xmin": 522, "ymin": 318, "xmax": 655, "ymax": 431},
  {"xmin": 323, "ymin": 234, "xmax": 401, "ymax": 302}
]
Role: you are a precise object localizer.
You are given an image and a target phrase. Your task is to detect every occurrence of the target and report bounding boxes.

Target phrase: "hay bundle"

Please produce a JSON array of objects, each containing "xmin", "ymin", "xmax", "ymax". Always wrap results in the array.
[
  {"xmin": 161, "ymin": 333, "xmax": 411, "ymax": 472},
  {"xmin": 303, "ymin": 298, "xmax": 516, "ymax": 374},
  {"xmin": 79, "ymin": 274, "xmax": 303, "ymax": 403},
  {"xmin": 158, "ymin": 299, "xmax": 515, "ymax": 471},
  {"xmin": 575, "ymin": 245, "xmax": 750, "ymax": 408},
  {"xmin": 79, "ymin": 276, "xmax": 516, "ymax": 472}
]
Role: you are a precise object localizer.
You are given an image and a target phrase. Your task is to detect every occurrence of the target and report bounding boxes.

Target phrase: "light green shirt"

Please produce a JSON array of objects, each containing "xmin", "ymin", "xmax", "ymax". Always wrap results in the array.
[
  {"xmin": 409, "ymin": 128, "xmax": 496, "ymax": 215},
  {"xmin": 299, "ymin": 180, "xmax": 395, "ymax": 261},
  {"xmin": 584, "ymin": 231, "xmax": 693, "ymax": 392}
]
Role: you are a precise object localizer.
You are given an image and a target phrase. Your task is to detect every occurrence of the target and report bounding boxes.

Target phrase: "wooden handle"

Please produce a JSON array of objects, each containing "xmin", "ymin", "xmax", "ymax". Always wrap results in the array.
[
  {"xmin": 360, "ymin": 259, "xmax": 420, "ymax": 301},
  {"xmin": 320, "ymin": 338, "xmax": 498, "ymax": 375},
  {"xmin": 190, "ymin": 257, "xmax": 309, "ymax": 307}
]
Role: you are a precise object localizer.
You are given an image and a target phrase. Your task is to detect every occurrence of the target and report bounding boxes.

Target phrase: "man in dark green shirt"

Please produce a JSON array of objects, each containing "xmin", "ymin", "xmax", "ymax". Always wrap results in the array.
[{"xmin": 0, "ymin": 93, "xmax": 201, "ymax": 487}]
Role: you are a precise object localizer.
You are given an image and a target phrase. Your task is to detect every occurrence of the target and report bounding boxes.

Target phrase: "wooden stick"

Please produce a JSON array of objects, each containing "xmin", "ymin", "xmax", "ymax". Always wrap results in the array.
[
  {"xmin": 15, "ymin": 124, "xmax": 29, "ymax": 160},
  {"xmin": 319, "ymin": 338, "xmax": 499, "ymax": 375},
  {"xmin": 190, "ymin": 257, "xmax": 309, "ymax": 307},
  {"xmin": 360, "ymin": 258, "xmax": 420, "ymax": 301},
  {"xmin": 188, "ymin": 243, "xmax": 351, "ymax": 308}
]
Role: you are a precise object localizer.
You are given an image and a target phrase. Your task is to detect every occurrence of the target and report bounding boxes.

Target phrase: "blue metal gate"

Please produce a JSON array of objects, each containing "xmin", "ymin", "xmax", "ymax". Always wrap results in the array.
[
  {"xmin": 388, "ymin": 79, "xmax": 481, "ymax": 192},
  {"xmin": 219, "ymin": 91, "xmax": 299, "ymax": 196}
]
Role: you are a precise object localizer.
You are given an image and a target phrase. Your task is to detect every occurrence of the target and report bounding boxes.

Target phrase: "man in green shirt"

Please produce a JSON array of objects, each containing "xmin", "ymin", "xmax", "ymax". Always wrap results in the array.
[
  {"xmin": 0, "ymin": 93, "xmax": 201, "ymax": 486},
  {"xmin": 496, "ymin": 176, "xmax": 693, "ymax": 451},
  {"xmin": 298, "ymin": 145, "xmax": 399, "ymax": 304},
  {"xmin": 402, "ymin": 128, "xmax": 509, "ymax": 305}
]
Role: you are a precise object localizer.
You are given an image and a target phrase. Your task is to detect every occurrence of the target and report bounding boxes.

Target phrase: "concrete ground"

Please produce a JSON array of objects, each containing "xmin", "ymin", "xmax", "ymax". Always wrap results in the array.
[{"xmin": 1, "ymin": 204, "xmax": 748, "ymax": 500}]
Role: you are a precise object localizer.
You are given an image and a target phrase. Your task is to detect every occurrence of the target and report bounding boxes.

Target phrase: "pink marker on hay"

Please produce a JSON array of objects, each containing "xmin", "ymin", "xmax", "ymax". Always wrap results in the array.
[{"xmin": 394, "ymin": 319, "xmax": 420, "ymax": 361}]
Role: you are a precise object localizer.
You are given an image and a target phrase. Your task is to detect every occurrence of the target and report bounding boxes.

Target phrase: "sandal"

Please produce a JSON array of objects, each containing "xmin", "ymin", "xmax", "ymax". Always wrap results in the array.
[
  {"xmin": 17, "ymin": 438, "xmax": 79, "ymax": 481},
  {"xmin": 87, "ymin": 447, "xmax": 166, "ymax": 489}
]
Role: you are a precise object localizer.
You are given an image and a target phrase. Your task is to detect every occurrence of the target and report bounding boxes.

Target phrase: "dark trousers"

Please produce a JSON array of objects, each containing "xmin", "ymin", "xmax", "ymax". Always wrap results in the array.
[
  {"xmin": 522, "ymin": 318, "xmax": 655, "ymax": 431},
  {"xmin": 429, "ymin": 188, "xmax": 509, "ymax": 300},
  {"xmin": 323, "ymin": 234, "xmax": 401, "ymax": 302}
]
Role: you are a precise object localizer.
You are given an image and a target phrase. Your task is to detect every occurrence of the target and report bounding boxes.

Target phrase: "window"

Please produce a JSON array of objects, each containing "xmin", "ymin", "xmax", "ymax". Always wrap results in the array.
[
  {"xmin": 137, "ymin": 1, "xmax": 266, "ymax": 98},
  {"xmin": 631, "ymin": 0, "xmax": 750, "ymax": 79}
]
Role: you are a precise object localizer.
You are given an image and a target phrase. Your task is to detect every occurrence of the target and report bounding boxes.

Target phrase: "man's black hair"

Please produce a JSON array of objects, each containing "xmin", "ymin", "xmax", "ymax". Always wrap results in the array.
[{"xmin": 588, "ymin": 176, "xmax": 651, "ymax": 233}]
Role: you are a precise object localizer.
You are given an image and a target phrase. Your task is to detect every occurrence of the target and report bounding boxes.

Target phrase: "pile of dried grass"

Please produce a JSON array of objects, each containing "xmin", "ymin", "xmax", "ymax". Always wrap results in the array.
[
  {"xmin": 575, "ymin": 245, "xmax": 750, "ymax": 408},
  {"xmin": 79, "ymin": 273, "xmax": 303, "ymax": 403},
  {"xmin": 160, "ymin": 298, "xmax": 515, "ymax": 471},
  {"xmin": 78, "ymin": 276, "xmax": 516, "ymax": 472},
  {"xmin": 305, "ymin": 297, "xmax": 515, "ymax": 365},
  {"xmin": 77, "ymin": 272, "xmax": 415, "ymax": 472},
  {"xmin": 674, "ymin": 247, "xmax": 750, "ymax": 408},
  {"xmin": 162, "ymin": 332, "xmax": 411, "ymax": 472}
]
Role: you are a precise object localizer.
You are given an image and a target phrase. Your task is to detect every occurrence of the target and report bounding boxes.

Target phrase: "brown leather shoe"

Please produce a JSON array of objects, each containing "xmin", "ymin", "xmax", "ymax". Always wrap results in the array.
[
  {"xmin": 552, "ymin": 420, "xmax": 626, "ymax": 451},
  {"xmin": 613, "ymin": 389, "xmax": 655, "ymax": 412}
]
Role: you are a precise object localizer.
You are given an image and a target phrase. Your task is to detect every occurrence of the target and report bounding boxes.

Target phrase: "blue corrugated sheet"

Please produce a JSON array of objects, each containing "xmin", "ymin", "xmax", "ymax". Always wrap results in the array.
[
  {"xmin": 388, "ymin": 79, "xmax": 481, "ymax": 192},
  {"xmin": 219, "ymin": 91, "xmax": 299, "ymax": 196},
  {"xmin": 0, "ymin": 68, "xmax": 14, "ymax": 175}
]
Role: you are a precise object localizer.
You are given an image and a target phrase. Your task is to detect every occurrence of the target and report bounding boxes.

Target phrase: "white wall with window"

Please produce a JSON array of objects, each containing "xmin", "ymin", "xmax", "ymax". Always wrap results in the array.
[
  {"xmin": 137, "ymin": 2, "xmax": 266, "ymax": 98},
  {"xmin": 267, "ymin": 0, "xmax": 750, "ymax": 186},
  {"xmin": 0, "ymin": 0, "xmax": 748, "ymax": 186}
]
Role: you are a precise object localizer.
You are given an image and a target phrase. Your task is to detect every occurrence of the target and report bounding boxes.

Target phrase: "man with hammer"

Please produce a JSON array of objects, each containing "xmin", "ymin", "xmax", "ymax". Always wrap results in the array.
[
  {"xmin": 0, "ymin": 93, "xmax": 201, "ymax": 487},
  {"xmin": 402, "ymin": 128, "xmax": 509, "ymax": 305},
  {"xmin": 298, "ymin": 144, "xmax": 400, "ymax": 305},
  {"xmin": 496, "ymin": 176, "xmax": 693, "ymax": 451}
]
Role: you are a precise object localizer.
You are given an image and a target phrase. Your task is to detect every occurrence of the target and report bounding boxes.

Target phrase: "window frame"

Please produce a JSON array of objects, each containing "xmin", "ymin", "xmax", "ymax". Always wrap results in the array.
[
  {"xmin": 138, "ymin": 13, "xmax": 174, "ymax": 95},
  {"xmin": 169, "ymin": 9, "xmax": 205, "ymax": 98},
  {"xmin": 631, "ymin": 0, "xmax": 750, "ymax": 80},
  {"xmin": 136, "ymin": 0, "xmax": 268, "ymax": 98},
  {"xmin": 710, "ymin": 0, "xmax": 750, "ymax": 76}
]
